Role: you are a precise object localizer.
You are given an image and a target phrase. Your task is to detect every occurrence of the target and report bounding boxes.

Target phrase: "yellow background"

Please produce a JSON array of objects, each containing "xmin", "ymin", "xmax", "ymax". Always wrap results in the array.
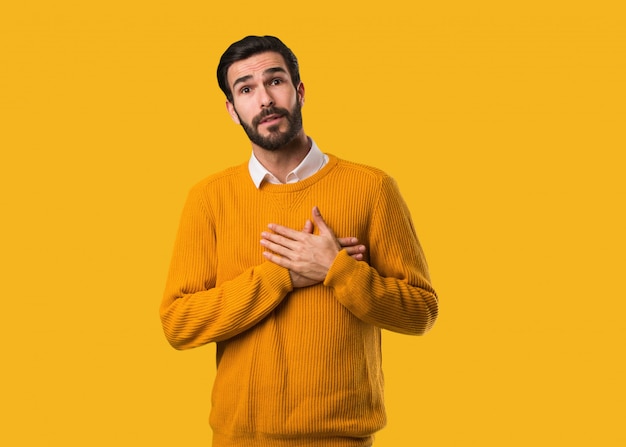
[{"xmin": 2, "ymin": 1, "xmax": 624, "ymax": 445}]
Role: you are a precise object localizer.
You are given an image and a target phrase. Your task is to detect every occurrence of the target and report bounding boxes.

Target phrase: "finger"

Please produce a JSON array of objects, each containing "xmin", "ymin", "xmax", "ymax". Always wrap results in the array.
[
  {"xmin": 262, "ymin": 251, "xmax": 291, "ymax": 269},
  {"xmin": 302, "ymin": 219, "xmax": 313, "ymax": 234},
  {"xmin": 311, "ymin": 206, "xmax": 335, "ymax": 237},
  {"xmin": 344, "ymin": 244, "xmax": 366, "ymax": 255},
  {"xmin": 260, "ymin": 234, "xmax": 297, "ymax": 253},
  {"xmin": 267, "ymin": 223, "xmax": 305, "ymax": 241},
  {"xmin": 337, "ymin": 236, "xmax": 358, "ymax": 247}
]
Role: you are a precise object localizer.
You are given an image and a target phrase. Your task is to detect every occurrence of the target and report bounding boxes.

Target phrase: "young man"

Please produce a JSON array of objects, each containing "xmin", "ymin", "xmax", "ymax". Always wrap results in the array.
[{"xmin": 160, "ymin": 35, "xmax": 438, "ymax": 447}]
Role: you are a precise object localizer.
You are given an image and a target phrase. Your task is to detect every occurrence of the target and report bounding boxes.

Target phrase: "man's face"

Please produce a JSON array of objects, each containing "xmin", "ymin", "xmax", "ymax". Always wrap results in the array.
[{"xmin": 225, "ymin": 52, "xmax": 304, "ymax": 151}]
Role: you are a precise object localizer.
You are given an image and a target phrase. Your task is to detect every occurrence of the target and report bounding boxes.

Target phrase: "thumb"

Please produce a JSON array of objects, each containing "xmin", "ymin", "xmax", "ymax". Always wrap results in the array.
[{"xmin": 312, "ymin": 206, "xmax": 333, "ymax": 236}]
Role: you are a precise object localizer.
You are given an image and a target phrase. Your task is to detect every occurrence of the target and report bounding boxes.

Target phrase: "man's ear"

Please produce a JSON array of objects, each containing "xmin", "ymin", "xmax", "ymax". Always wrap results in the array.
[
  {"xmin": 225, "ymin": 101, "xmax": 240, "ymax": 124},
  {"xmin": 297, "ymin": 82, "xmax": 305, "ymax": 106}
]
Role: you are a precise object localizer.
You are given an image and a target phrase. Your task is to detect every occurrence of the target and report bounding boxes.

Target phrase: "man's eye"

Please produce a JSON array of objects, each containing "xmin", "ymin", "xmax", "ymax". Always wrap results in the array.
[
  {"xmin": 270, "ymin": 79, "xmax": 282, "ymax": 86},
  {"xmin": 240, "ymin": 87, "xmax": 251, "ymax": 94}
]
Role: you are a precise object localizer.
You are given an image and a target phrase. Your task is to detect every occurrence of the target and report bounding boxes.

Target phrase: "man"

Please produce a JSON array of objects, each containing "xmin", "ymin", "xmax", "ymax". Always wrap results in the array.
[{"xmin": 160, "ymin": 35, "xmax": 438, "ymax": 447}]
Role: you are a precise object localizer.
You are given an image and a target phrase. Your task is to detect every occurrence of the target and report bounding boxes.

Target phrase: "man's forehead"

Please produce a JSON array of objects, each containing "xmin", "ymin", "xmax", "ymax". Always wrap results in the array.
[{"xmin": 227, "ymin": 52, "xmax": 289, "ymax": 85}]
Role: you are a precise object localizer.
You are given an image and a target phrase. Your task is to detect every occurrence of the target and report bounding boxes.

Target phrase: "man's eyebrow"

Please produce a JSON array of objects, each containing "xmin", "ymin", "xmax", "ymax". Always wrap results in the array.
[
  {"xmin": 264, "ymin": 67, "xmax": 287, "ymax": 77},
  {"xmin": 232, "ymin": 67, "xmax": 288, "ymax": 90},
  {"xmin": 232, "ymin": 74, "xmax": 253, "ymax": 90}
]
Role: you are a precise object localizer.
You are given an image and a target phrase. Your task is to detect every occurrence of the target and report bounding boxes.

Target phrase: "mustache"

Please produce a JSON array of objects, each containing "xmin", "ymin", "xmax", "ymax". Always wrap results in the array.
[{"xmin": 252, "ymin": 107, "xmax": 290, "ymax": 127}]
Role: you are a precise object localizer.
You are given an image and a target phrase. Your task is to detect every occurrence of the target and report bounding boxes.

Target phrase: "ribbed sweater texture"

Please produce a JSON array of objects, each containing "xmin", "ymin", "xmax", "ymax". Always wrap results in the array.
[{"xmin": 160, "ymin": 154, "xmax": 438, "ymax": 447}]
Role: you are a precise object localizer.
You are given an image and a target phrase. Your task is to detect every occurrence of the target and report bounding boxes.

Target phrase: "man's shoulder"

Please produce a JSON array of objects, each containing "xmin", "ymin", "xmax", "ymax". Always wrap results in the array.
[
  {"xmin": 189, "ymin": 162, "xmax": 249, "ymax": 192},
  {"xmin": 331, "ymin": 155, "xmax": 391, "ymax": 182}
]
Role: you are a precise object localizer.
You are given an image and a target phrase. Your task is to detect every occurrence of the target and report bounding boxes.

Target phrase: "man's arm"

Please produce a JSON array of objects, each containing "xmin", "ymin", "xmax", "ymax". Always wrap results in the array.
[
  {"xmin": 330, "ymin": 175, "xmax": 438, "ymax": 335},
  {"xmin": 160, "ymin": 188, "xmax": 367, "ymax": 350},
  {"xmin": 160, "ymin": 186, "xmax": 292, "ymax": 350},
  {"xmin": 261, "ymin": 178, "xmax": 438, "ymax": 335}
]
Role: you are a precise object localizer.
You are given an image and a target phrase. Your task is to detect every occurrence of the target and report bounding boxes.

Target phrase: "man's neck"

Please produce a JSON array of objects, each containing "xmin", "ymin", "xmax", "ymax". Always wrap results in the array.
[{"xmin": 252, "ymin": 130, "xmax": 311, "ymax": 183}]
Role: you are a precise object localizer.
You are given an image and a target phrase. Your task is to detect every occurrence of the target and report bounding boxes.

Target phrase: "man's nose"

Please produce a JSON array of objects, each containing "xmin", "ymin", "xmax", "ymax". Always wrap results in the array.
[{"xmin": 259, "ymin": 87, "xmax": 274, "ymax": 108}]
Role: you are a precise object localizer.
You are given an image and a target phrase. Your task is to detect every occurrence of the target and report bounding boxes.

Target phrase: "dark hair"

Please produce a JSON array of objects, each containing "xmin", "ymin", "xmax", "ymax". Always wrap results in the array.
[{"xmin": 217, "ymin": 35, "xmax": 301, "ymax": 102}]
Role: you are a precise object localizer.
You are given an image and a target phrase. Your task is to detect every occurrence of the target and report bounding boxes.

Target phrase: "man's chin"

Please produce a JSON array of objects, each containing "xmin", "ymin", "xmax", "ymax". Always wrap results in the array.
[
  {"xmin": 259, "ymin": 134, "xmax": 298, "ymax": 151},
  {"xmin": 259, "ymin": 140, "xmax": 289, "ymax": 151},
  {"xmin": 242, "ymin": 119, "xmax": 301, "ymax": 151},
  {"xmin": 263, "ymin": 125, "xmax": 282, "ymax": 134}
]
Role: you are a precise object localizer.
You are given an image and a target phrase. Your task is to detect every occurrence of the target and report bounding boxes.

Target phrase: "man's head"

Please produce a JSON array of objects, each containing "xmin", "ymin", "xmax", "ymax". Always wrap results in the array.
[
  {"xmin": 217, "ymin": 35, "xmax": 301, "ymax": 103},
  {"xmin": 218, "ymin": 36, "xmax": 305, "ymax": 151}
]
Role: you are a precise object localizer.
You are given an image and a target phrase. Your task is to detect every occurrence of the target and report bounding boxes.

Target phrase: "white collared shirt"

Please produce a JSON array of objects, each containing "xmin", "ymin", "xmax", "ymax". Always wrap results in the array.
[{"xmin": 248, "ymin": 139, "xmax": 329, "ymax": 188}]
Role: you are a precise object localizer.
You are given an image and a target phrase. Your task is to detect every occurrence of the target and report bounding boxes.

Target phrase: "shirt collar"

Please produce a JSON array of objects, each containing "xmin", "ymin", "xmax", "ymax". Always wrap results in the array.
[{"xmin": 248, "ymin": 138, "xmax": 328, "ymax": 188}]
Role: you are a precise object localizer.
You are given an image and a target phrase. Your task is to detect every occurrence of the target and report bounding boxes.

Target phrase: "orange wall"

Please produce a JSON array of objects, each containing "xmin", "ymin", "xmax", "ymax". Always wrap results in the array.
[{"xmin": 1, "ymin": 2, "xmax": 625, "ymax": 446}]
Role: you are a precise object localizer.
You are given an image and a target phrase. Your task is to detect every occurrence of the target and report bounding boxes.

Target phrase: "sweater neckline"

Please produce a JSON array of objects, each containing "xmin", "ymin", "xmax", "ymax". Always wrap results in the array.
[{"xmin": 252, "ymin": 154, "xmax": 339, "ymax": 193}]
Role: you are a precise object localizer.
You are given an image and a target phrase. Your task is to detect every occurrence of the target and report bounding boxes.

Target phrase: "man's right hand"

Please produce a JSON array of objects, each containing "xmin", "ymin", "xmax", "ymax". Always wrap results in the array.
[
  {"xmin": 262, "ymin": 209, "xmax": 367, "ymax": 289},
  {"xmin": 286, "ymin": 219, "xmax": 366, "ymax": 288}
]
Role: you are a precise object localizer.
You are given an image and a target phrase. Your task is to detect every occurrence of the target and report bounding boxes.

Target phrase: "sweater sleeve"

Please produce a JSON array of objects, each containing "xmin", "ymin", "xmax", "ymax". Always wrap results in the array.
[
  {"xmin": 160, "ymin": 185, "xmax": 293, "ymax": 350},
  {"xmin": 323, "ymin": 175, "xmax": 438, "ymax": 335}
]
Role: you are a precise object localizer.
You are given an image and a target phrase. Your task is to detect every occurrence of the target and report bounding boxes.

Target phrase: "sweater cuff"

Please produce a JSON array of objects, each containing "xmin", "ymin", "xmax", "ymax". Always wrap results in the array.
[
  {"xmin": 323, "ymin": 249, "xmax": 356, "ymax": 290},
  {"xmin": 260, "ymin": 261, "xmax": 294, "ymax": 296}
]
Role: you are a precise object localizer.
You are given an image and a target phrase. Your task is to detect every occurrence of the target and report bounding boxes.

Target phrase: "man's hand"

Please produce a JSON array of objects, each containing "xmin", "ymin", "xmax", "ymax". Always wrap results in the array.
[
  {"xmin": 339, "ymin": 236, "xmax": 366, "ymax": 261},
  {"xmin": 261, "ymin": 207, "xmax": 363, "ymax": 288},
  {"xmin": 301, "ymin": 217, "xmax": 366, "ymax": 261}
]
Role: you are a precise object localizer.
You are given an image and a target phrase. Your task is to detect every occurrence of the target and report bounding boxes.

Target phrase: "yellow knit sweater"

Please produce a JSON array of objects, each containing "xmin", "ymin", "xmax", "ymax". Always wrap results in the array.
[{"xmin": 160, "ymin": 154, "xmax": 438, "ymax": 447}]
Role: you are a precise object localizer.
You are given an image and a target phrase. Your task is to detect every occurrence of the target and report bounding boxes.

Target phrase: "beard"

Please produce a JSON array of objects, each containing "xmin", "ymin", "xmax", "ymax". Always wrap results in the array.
[{"xmin": 237, "ymin": 101, "xmax": 303, "ymax": 151}]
